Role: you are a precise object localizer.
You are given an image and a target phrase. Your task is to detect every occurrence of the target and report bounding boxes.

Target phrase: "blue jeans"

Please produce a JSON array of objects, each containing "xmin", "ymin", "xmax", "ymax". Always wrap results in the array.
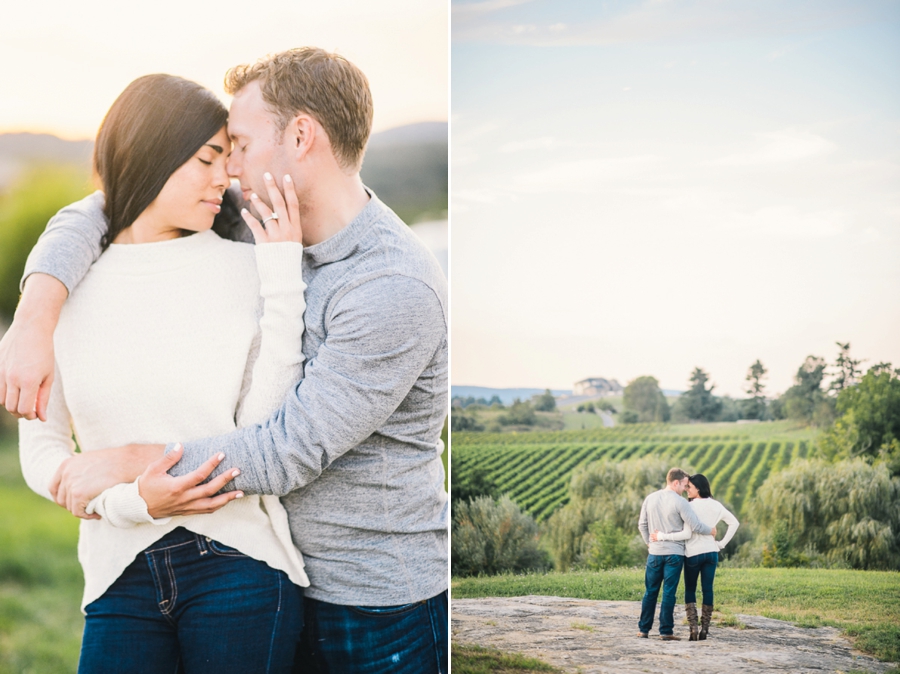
[
  {"xmin": 683, "ymin": 551, "xmax": 718, "ymax": 605},
  {"xmin": 79, "ymin": 527, "xmax": 303, "ymax": 674},
  {"xmin": 293, "ymin": 591, "xmax": 448, "ymax": 673},
  {"xmin": 638, "ymin": 554, "xmax": 684, "ymax": 636}
]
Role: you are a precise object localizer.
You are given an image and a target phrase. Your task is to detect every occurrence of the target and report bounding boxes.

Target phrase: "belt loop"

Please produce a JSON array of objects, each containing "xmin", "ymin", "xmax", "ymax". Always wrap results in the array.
[{"xmin": 196, "ymin": 533, "xmax": 209, "ymax": 555}]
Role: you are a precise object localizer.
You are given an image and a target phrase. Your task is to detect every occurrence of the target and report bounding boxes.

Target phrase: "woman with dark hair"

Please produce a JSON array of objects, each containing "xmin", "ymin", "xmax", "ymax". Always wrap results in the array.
[
  {"xmin": 651, "ymin": 473, "xmax": 739, "ymax": 641},
  {"xmin": 18, "ymin": 74, "xmax": 308, "ymax": 673}
]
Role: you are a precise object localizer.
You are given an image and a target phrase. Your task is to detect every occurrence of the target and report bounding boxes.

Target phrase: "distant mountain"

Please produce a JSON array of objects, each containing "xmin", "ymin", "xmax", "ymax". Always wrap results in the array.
[
  {"xmin": 367, "ymin": 121, "xmax": 446, "ymax": 147},
  {"xmin": 361, "ymin": 122, "xmax": 447, "ymax": 224},
  {"xmin": 0, "ymin": 133, "xmax": 93, "ymax": 188},
  {"xmin": 0, "ymin": 123, "xmax": 448, "ymax": 225},
  {"xmin": 452, "ymin": 386, "xmax": 572, "ymax": 406}
]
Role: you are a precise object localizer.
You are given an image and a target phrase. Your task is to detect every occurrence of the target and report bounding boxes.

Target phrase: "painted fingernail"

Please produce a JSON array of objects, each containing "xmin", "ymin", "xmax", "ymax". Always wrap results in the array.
[
  {"xmin": 284, "ymin": 174, "xmax": 292, "ymax": 182},
  {"xmin": 251, "ymin": 193, "xmax": 258, "ymax": 200},
  {"xmin": 235, "ymin": 492, "xmax": 244, "ymax": 499},
  {"xmin": 231, "ymin": 469, "xmax": 240, "ymax": 477},
  {"xmin": 217, "ymin": 453, "xmax": 225, "ymax": 461},
  {"xmin": 264, "ymin": 172, "xmax": 272, "ymax": 181},
  {"xmin": 241, "ymin": 208, "xmax": 248, "ymax": 214},
  {"xmin": 173, "ymin": 443, "xmax": 183, "ymax": 452}
]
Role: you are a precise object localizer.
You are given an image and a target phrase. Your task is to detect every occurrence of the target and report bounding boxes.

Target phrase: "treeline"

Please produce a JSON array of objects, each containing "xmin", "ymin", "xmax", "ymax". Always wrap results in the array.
[
  {"xmin": 450, "ymin": 390, "xmax": 556, "ymax": 432},
  {"xmin": 609, "ymin": 343, "xmax": 873, "ymax": 426},
  {"xmin": 451, "ymin": 358, "xmax": 900, "ymax": 576}
]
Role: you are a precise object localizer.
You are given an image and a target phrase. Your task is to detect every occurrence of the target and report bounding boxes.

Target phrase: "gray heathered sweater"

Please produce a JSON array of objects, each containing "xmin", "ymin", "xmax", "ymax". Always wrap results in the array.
[
  {"xmin": 22, "ymin": 189, "xmax": 449, "ymax": 606},
  {"xmin": 638, "ymin": 489, "xmax": 713, "ymax": 556}
]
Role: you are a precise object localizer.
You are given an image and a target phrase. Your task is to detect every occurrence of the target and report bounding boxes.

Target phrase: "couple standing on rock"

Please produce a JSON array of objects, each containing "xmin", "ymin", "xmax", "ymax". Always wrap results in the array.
[{"xmin": 637, "ymin": 468, "xmax": 740, "ymax": 641}]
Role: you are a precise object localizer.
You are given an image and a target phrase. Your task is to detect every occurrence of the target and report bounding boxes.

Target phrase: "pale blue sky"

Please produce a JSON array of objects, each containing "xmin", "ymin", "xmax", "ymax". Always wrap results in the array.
[{"xmin": 451, "ymin": 0, "xmax": 900, "ymax": 396}]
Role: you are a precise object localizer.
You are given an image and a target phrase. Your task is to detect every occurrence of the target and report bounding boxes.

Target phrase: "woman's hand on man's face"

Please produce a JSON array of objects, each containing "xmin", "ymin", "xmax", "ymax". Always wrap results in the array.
[{"xmin": 241, "ymin": 173, "xmax": 303, "ymax": 245}]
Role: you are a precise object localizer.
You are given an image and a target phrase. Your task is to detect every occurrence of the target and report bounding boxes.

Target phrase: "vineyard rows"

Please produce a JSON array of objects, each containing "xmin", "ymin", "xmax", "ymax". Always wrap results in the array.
[{"xmin": 452, "ymin": 430, "xmax": 809, "ymax": 522}]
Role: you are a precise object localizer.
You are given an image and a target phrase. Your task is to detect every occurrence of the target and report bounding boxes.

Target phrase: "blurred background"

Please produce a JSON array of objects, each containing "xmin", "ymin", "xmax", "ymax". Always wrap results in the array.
[{"xmin": 0, "ymin": 1, "xmax": 446, "ymax": 671}]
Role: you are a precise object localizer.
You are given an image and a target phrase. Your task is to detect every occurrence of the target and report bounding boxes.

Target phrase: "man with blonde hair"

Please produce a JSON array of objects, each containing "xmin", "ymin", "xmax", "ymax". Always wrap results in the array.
[
  {"xmin": 637, "ymin": 467, "xmax": 713, "ymax": 640},
  {"xmin": 0, "ymin": 48, "xmax": 448, "ymax": 673}
]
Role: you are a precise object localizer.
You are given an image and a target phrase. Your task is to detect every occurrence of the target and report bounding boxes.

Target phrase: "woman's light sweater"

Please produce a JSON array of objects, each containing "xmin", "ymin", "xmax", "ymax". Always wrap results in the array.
[
  {"xmin": 18, "ymin": 230, "xmax": 309, "ymax": 610},
  {"xmin": 656, "ymin": 497, "xmax": 739, "ymax": 557}
]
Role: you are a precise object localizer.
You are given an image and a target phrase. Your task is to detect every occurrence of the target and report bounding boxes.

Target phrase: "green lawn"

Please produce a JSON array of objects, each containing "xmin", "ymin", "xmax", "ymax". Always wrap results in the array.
[
  {"xmin": 0, "ymin": 432, "xmax": 83, "ymax": 674},
  {"xmin": 452, "ymin": 568, "xmax": 900, "ymax": 663}
]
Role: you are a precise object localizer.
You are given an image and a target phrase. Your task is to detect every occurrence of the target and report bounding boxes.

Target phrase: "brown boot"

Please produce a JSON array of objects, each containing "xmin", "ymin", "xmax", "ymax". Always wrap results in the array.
[
  {"xmin": 685, "ymin": 602, "xmax": 699, "ymax": 641},
  {"xmin": 699, "ymin": 604, "xmax": 713, "ymax": 640}
]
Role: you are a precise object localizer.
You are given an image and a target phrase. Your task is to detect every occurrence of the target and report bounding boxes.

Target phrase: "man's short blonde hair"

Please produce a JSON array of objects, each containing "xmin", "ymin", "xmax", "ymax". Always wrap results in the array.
[
  {"xmin": 667, "ymin": 468, "xmax": 689, "ymax": 484},
  {"xmin": 225, "ymin": 47, "xmax": 373, "ymax": 171}
]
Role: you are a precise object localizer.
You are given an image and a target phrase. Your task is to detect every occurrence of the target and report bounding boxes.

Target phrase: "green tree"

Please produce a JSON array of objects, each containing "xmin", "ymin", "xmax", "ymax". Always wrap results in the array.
[
  {"xmin": 677, "ymin": 368, "xmax": 722, "ymax": 422},
  {"xmin": 450, "ymin": 467, "xmax": 498, "ymax": 504},
  {"xmin": 750, "ymin": 458, "xmax": 900, "ymax": 570},
  {"xmin": 819, "ymin": 363, "xmax": 900, "ymax": 474},
  {"xmin": 0, "ymin": 164, "xmax": 92, "ymax": 321},
  {"xmin": 582, "ymin": 520, "xmax": 643, "ymax": 570},
  {"xmin": 543, "ymin": 458, "xmax": 671, "ymax": 570},
  {"xmin": 451, "ymin": 496, "xmax": 551, "ymax": 576},
  {"xmin": 780, "ymin": 356, "xmax": 833, "ymax": 426},
  {"xmin": 450, "ymin": 412, "xmax": 484, "ymax": 432},
  {"xmin": 829, "ymin": 342, "xmax": 863, "ymax": 396},
  {"xmin": 497, "ymin": 399, "xmax": 537, "ymax": 426},
  {"xmin": 576, "ymin": 402, "xmax": 596, "ymax": 414},
  {"xmin": 623, "ymin": 376, "xmax": 670, "ymax": 423},
  {"xmin": 743, "ymin": 359, "xmax": 768, "ymax": 420},
  {"xmin": 619, "ymin": 410, "xmax": 639, "ymax": 424},
  {"xmin": 533, "ymin": 389, "xmax": 556, "ymax": 412}
]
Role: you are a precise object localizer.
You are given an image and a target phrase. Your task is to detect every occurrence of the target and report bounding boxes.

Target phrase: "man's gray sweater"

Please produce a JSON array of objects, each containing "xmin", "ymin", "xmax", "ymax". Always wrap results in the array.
[
  {"xmin": 638, "ymin": 489, "xmax": 713, "ymax": 556},
  {"xmin": 23, "ymin": 190, "xmax": 448, "ymax": 606}
]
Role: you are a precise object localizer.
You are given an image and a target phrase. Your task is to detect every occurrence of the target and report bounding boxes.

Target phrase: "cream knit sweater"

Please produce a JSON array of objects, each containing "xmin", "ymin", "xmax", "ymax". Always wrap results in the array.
[{"xmin": 19, "ymin": 230, "xmax": 309, "ymax": 610}]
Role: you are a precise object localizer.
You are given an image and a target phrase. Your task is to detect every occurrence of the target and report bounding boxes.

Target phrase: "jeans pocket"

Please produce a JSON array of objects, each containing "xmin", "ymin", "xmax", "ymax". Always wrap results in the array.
[
  {"xmin": 207, "ymin": 539, "xmax": 249, "ymax": 558},
  {"xmin": 349, "ymin": 601, "xmax": 424, "ymax": 618}
]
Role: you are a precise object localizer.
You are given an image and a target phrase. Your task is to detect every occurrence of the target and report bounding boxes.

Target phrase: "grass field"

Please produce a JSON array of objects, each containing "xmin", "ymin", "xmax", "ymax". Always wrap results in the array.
[
  {"xmin": 0, "ymin": 431, "xmax": 83, "ymax": 674},
  {"xmin": 452, "ymin": 421, "xmax": 819, "ymax": 521},
  {"xmin": 452, "ymin": 568, "xmax": 900, "ymax": 663}
]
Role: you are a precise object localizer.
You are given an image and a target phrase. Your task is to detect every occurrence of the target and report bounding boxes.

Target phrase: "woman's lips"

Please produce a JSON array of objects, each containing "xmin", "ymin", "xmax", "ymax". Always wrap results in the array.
[{"xmin": 202, "ymin": 200, "xmax": 222, "ymax": 214}]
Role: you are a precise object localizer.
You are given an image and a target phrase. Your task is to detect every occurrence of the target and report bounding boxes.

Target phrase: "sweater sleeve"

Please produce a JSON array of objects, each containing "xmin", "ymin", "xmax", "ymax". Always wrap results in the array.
[
  {"xmin": 638, "ymin": 499, "xmax": 650, "ymax": 544},
  {"xmin": 655, "ymin": 520, "xmax": 692, "ymax": 541},
  {"xmin": 235, "ymin": 243, "xmax": 306, "ymax": 427},
  {"xmin": 716, "ymin": 503, "xmax": 740, "ymax": 549},
  {"xmin": 18, "ymin": 365, "xmax": 76, "ymax": 501},
  {"xmin": 166, "ymin": 273, "xmax": 445, "ymax": 497},
  {"xmin": 20, "ymin": 192, "xmax": 107, "ymax": 294},
  {"xmin": 87, "ymin": 242, "xmax": 306, "ymax": 528}
]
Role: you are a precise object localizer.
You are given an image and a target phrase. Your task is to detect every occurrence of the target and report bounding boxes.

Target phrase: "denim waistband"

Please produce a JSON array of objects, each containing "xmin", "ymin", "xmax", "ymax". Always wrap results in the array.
[{"xmin": 144, "ymin": 526, "xmax": 201, "ymax": 552}]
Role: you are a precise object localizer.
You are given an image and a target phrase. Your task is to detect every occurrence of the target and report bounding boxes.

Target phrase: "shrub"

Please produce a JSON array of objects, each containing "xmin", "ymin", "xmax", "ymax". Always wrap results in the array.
[
  {"xmin": 543, "ymin": 458, "xmax": 672, "ymax": 570},
  {"xmin": 749, "ymin": 458, "xmax": 900, "ymax": 570},
  {"xmin": 451, "ymin": 496, "xmax": 551, "ymax": 576},
  {"xmin": 0, "ymin": 164, "xmax": 92, "ymax": 321}
]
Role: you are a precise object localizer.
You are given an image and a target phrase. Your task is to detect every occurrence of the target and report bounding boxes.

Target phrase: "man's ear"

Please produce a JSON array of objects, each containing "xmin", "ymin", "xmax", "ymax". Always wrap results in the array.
[{"xmin": 288, "ymin": 114, "xmax": 317, "ymax": 160}]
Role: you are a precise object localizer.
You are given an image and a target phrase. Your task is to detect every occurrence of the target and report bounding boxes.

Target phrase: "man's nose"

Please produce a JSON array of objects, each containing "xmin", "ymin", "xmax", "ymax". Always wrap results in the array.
[{"xmin": 226, "ymin": 152, "xmax": 241, "ymax": 178}]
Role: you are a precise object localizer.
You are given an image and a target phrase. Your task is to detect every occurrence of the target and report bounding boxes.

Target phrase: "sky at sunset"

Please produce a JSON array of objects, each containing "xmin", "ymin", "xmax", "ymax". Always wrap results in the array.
[
  {"xmin": 451, "ymin": 0, "xmax": 900, "ymax": 397},
  {"xmin": 0, "ymin": 0, "xmax": 447, "ymax": 139}
]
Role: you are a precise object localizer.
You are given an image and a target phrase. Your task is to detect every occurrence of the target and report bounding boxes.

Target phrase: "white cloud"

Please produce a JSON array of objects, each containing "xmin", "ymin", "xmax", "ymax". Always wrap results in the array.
[
  {"xmin": 499, "ymin": 136, "xmax": 560, "ymax": 152},
  {"xmin": 713, "ymin": 130, "xmax": 837, "ymax": 166},
  {"xmin": 454, "ymin": 0, "xmax": 885, "ymax": 46},
  {"xmin": 451, "ymin": 0, "xmax": 536, "ymax": 20},
  {"xmin": 724, "ymin": 206, "xmax": 845, "ymax": 240},
  {"xmin": 512, "ymin": 155, "xmax": 663, "ymax": 193}
]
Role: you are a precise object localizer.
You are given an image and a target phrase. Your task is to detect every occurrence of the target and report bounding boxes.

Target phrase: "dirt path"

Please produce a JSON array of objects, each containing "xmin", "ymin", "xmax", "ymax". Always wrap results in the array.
[{"xmin": 452, "ymin": 596, "xmax": 895, "ymax": 673}]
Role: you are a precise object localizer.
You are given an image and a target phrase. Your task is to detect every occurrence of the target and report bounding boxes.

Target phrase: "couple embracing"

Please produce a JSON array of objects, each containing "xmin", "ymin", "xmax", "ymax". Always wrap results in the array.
[
  {"xmin": 0, "ymin": 48, "xmax": 447, "ymax": 673},
  {"xmin": 637, "ymin": 468, "xmax": 739, "ymax": 642}
]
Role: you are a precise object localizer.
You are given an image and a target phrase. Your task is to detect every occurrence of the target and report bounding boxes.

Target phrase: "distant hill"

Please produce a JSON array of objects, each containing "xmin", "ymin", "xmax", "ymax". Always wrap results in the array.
[
  {"xmin": 452, "ymin": 386, "xmax": 572, "ymax": 406},
  {"xmin": 0, "ymin": 122, "xmax": 448, "ymax": 225},
  {"xmin": 361, "ymin": 122, "xmax": 447, "ymax": 224}
]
